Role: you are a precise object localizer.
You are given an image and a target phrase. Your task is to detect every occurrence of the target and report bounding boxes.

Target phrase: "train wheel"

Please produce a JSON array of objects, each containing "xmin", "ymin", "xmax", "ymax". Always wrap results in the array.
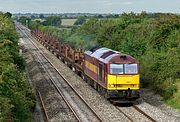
[
  {"xmin": 98, "ymin": 85, "xmax": 104, "ymax": 96},
  {"xmin": 93, "ymin": 82, "xmax": 98, "ymax": 90},
  {"xmin": 83, "ymin": 75, "xmax": 88, "ymax": 83},
  {"xmin": 97, "ymin": 84, "xmax": 101, "ymax": 93},
  {"xmin": 62, "ymin": 58, "xmax": 65, "ymax": 63},
  {"xmin": 56, "ymin": 54, "xmax": 59, "ymax": 58},
  {"xmin": 105, "ymin": 91, "xmax": 110, "ymax": 100},
  {"xmin": 87, "ymin": 77, "xmax": 91, "ymax": 85},
  {"xmin": 90, "ymin": 80, "xmax": 94, "ymax": 87}
]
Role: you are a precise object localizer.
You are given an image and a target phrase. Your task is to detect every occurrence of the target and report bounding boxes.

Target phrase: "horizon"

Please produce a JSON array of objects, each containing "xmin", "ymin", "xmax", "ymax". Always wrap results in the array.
[
  {"xmin": 11, "ymin": 11, "xmax": 180, "ymax": 15},
  {"xmin": 0, "ymin": 0, "xmax": 179, "ymax": 14}
]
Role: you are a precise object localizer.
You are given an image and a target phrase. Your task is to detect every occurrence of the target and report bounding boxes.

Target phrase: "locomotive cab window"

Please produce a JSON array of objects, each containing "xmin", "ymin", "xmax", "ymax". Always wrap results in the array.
[
  {"xmin": 110, "ymin": 64, "xmax": 123, "ymax": 74},
  {"xmin": 124, "ymin": 64, "xmax": 138, "ymax": 74}
]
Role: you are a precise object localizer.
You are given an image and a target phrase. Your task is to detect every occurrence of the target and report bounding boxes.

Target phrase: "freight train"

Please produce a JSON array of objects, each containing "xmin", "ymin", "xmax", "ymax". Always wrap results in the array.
[{"xmin": 31, "ymin": 29, "xmax": 140, "ymax": 103}]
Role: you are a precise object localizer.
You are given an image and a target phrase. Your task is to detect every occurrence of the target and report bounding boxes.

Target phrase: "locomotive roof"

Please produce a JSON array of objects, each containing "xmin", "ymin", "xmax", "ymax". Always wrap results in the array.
[
  {"xmin": 85, "ymin": 48, "xmax": 111, "ymax": 58},
  {"xmin": 85, "ymin": 47, "xmax": 137, "ymax": 64},
  {"xmin": 91, "ymin": 48, "xmax": 112, "ymax": 58}
]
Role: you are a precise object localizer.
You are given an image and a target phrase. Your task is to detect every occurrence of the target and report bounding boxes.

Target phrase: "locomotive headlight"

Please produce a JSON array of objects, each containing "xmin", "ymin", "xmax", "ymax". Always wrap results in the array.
[{"xmin": 110, "ymin": 84, "xmax": 114, "ymax": 87}]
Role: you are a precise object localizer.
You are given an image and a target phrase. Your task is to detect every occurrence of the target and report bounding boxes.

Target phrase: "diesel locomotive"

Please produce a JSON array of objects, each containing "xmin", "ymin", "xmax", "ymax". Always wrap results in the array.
[{"xmin": 31, "ymin": 29, "xmax": 140, "ymax": 102}]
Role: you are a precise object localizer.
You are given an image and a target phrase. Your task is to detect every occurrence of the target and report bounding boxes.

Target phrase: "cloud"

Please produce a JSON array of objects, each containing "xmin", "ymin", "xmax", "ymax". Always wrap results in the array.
[
  {"xmin": 122, "ymin": 1, "xmax": 133, "ymax": 5},
  {"xmin": 105, "ymin": 2, "xmax": 113, "ymax": 6},
  {"xmin": 101, "ymin": 0, "xmax": 113, "ymax": 6}
]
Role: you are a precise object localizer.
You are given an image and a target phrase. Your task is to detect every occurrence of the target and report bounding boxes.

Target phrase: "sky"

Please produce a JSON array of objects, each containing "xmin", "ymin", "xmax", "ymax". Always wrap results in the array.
[{"xmin": 0, "ymin": 0, "xmax": 179, "ymax": 14}]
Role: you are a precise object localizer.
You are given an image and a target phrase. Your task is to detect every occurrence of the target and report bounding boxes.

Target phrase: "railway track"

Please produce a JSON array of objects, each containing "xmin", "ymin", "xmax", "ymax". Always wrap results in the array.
[
  {"xmin": 16, "ymin": 23, "xmax": 103, "ymax": 122},
  {"xmin": 116, "ymin": 105, "xmax": 157, "ymax": 122}
]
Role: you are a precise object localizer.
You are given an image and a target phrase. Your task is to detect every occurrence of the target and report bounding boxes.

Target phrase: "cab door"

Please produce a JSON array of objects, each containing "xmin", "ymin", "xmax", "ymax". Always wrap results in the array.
[{"xmin": 98, "ymin": 63, "xmax": 104, "ymax": 82}]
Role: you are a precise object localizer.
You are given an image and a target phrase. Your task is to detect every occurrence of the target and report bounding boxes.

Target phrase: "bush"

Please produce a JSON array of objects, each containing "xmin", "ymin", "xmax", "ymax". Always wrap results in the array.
[{"xmin": 0, "ymin": 12, "xmax": 35, "ymax": 121}]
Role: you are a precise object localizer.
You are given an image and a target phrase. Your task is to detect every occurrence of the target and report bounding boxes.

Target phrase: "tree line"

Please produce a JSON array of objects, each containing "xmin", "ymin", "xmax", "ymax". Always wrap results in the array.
[{"xmin": 0, "ymin": 12, "xmax": 35, "ymax": 121}]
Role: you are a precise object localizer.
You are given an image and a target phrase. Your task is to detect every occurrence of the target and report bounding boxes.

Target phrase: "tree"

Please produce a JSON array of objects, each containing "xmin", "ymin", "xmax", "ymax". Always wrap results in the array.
[
  {"xmin": 29, "ymin": 20, "xmax": 41, "ymax": 29},
  {"xmin": 74, "ymin": 16, "xmax": 86, "ymax": 25},
  {"xmin": 39, "ymin": 14, "xmax": 44, "ymax": 19},
  {"xmin": 31, "ymin": 15, "xmax": 36, "ymax": 20},
  {"xmin": 42, "ymin": 16, "xmax": 61, "ymax": 27},
  {"xmin": 18, "ymin": 16, "xmax": 31, "ymax": 26},
  {"xmin": 79, "ymin": 18, "xmax": 100, "ymax": 34},
  {"xmin": 97, "ymin": 14, "xmax": 103, "ymax": 18},
  {"xmin": 5, "ymin": 12, "xmax": 12, "ymax": 18}
]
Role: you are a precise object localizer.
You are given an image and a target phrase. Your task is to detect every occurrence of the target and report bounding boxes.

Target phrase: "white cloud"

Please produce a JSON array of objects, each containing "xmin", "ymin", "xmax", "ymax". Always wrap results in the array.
[
  {"xmin": 122, "ymin": 1, "xmax": 133, "ymax": 5},
  {"xmin": 105, "ymin": 2, "xmax": 113, "ymax": 6},
  {"xmin": 101, "ymin": 0, "xmax": 113, "ymax": 6}
]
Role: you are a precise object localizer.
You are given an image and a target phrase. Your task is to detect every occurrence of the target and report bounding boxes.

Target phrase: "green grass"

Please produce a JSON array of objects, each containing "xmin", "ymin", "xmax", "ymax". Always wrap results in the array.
[
  {"xmin": 61, "ymin": 19, "xmax": 77, "ymax": 26},
  {"xmin": 166, "ymin": 79, "xmax": 180, "ymax": 110},
  {"xmin": 166, "ymin": 99, "xmax": 180, "ymax": 110}
]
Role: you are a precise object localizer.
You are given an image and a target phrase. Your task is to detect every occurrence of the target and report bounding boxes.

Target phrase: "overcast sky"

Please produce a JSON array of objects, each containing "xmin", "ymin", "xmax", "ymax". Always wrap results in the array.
[{"xmin": 0, "ymin": 0, "xmax": 179, "ymax": 13}]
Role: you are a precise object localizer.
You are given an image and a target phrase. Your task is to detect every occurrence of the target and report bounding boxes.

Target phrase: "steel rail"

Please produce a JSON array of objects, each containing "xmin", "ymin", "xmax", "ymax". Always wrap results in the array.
[
  {"xmin": 38, "ymin": 91, "xmax": 49, "ymax": 122},
  {"xmin": 133, "ymin": 105, "xmax": 156, "ymax": 122},
  {"xmin": 116, "ymin": 107, "xmax": 134, "ymax": 122},
  {"xmin": 116, "ymin": 105, "xmax": 157, "ymax": 122}
]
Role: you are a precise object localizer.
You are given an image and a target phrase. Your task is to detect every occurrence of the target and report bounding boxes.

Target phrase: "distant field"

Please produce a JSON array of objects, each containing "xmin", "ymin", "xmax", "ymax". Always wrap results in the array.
[{"xmin": 61, "ymin": 19, "xmax": 77, "ymax": 26}]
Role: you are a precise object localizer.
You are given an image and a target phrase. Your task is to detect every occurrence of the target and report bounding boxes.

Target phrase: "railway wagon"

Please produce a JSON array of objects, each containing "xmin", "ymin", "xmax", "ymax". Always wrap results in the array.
[
  {"xmin": 84, "ymin": 46, "xmax": 140, "ymax": 101},
  {"xmin": 31, "ymin": 30, "xmax": 140, "ymax": 102}
]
